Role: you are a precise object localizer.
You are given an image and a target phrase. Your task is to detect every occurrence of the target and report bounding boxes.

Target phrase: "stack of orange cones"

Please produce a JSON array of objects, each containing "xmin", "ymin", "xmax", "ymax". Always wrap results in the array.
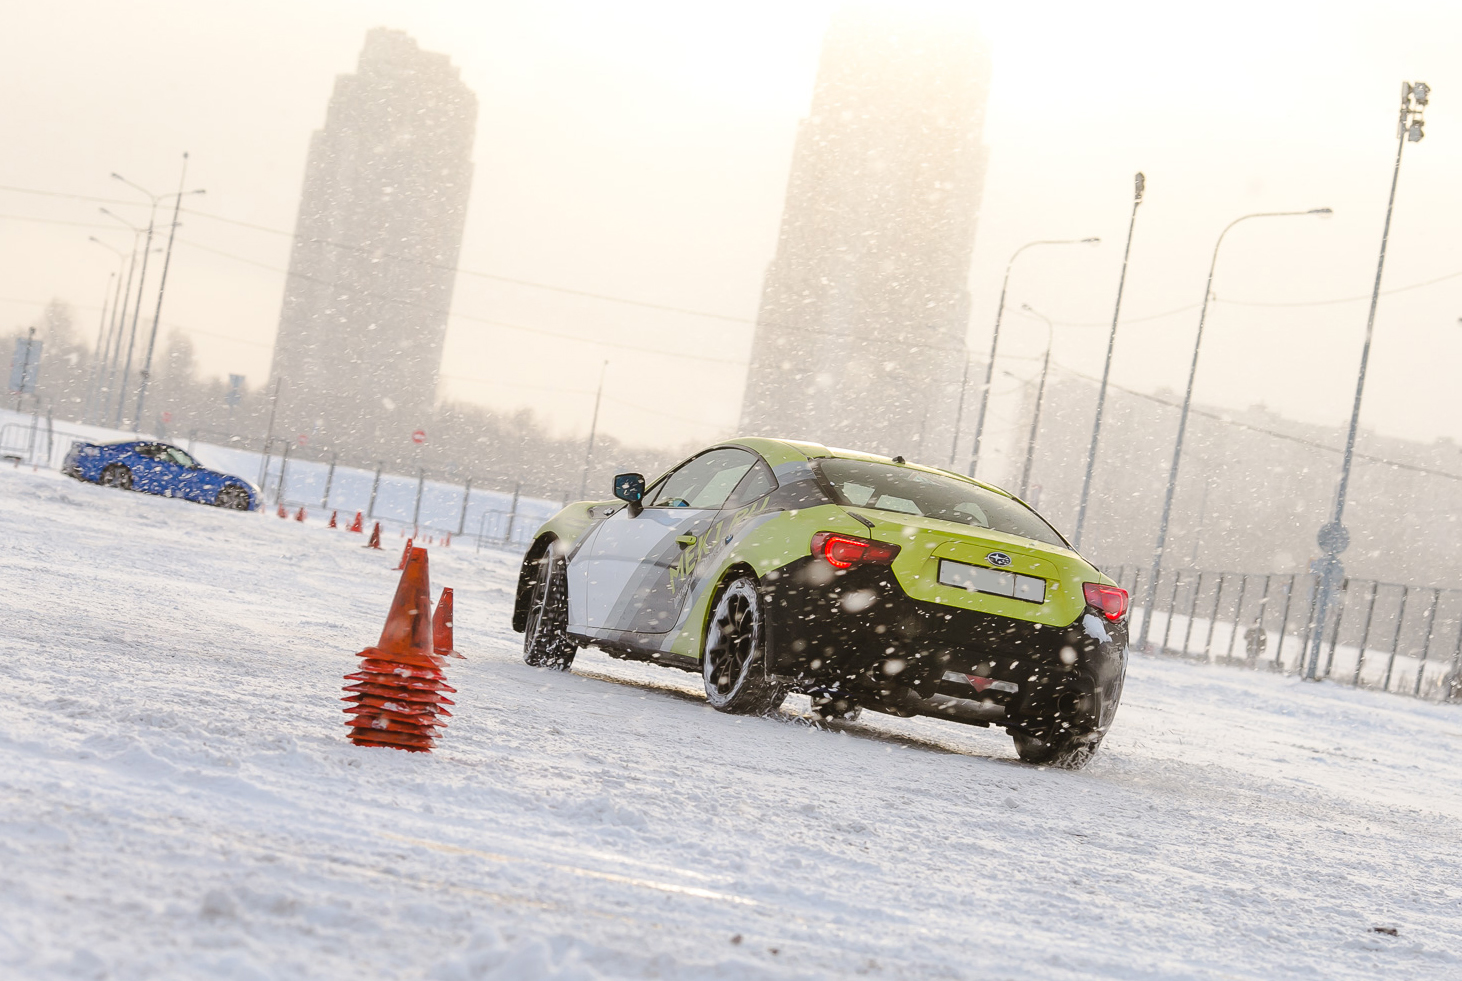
[
  {"xmin": 395, "ymin": 538, "xmax": 414, "ymax": 570},
  {"xmin": 348, "ymin": 512, "xmax": 364, "ymax": 533},
  {"xmin": 295, "ymin": 506, "xmax": 306, "ymax": 522},
  {"xmin": 443, "ymin": 533, "xmax": 451, "ymax": 548},
  {"xmin": 433, "ymin": 587, "xmax": 465, "ymax": 659},
  {"xmin": 276, "ymin": 504, "xmax": 287, "ymax": 518},
  {"xmin": 341, "ymin": 548, "xmax": 455, "ymax": 752},
  {"xmin": 328, "ymin": 510, "xmax": 338, "ymax": 529},
  {"xmin": 364, "ymin": 522, "xmax": 382, "ymax": 549}
]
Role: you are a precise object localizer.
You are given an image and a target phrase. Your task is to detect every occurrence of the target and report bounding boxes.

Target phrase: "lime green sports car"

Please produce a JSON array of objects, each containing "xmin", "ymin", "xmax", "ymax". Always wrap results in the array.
[{"xmin": 513, "ymin": 437, "xmax": 1129, "ymax": 768}]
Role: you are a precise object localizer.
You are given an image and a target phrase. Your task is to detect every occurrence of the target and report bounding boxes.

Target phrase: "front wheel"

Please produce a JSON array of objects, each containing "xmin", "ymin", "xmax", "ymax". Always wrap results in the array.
[
  {"xmin": 215, "ymin": 485, "xmax": 251, "ymax": 510},
  {"xmin": 522, "ymin": 546, "xmax": 576, "ymax": 671},
  {"xmin": 100, "ymin": 464, "xmax": 133, "ymax": 490},
  {"xmin": 702, "ymin": 577, "xmax": 785, "ymax": 715},
  {"xmin": 1011, "ymin": 730, "xmax": 1104, "ymax": 769}
]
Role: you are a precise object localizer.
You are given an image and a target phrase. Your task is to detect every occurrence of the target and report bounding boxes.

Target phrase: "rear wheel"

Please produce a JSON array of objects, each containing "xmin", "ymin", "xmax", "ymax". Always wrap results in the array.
[
  {"xmin": 215, "ymin": 485, "xmax": 250, "ymax": 510},
  {"xmin": 522, "ymin": 547, "xmax": 576, "ymax": 671},
  {"xmin": 703, "ymin": 577, "xmax": 786, "ymax": 715},
  {"xmin": 1011, "ymin": 730, "xmax": 1103, "ymax": 769},
  {"xmin": 100, "ymin": 464, "xmax": 132, "ymax": 490}
]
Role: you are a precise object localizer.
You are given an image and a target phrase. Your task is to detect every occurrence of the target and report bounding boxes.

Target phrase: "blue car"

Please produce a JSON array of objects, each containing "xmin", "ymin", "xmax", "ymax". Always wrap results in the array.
[{"xmin": 62, "ymin": 440, "xmax": 260, "ymax": 511}]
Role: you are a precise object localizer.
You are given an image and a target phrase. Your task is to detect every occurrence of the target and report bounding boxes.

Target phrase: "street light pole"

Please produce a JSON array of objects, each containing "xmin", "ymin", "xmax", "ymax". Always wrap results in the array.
[
  {"xmin": 96, "ymin": 214, "xmax": 146, "ymax": 427},
  {"xmin": 947, "ymin": 355, "xmax": 972, "ymax": 469},
  {"xmin": 967, "ymin": 237, "xmax": 1098, "ymax": 480},
  {"xmin": 579, "ymin": 360, "xmax": 608, "ymax": 500},
  {"xmin": 86, "ymin": 236, "xmax": 128, "ymax": 424},
  {"xmin": 1304, "ymin": 81, "xmax": 1429, "ymax": 680},
  {"xmin": 134, "ymin": 154, "xmax": 204, "ymax": 432},
  {"xmin": 1073, "ymin": 172, "xmax": 1145, "ymax": 549},
  {"xmin": 82, "ymin": 271, "xmax": 115, "ymax": 425},
  {"xmin": 106, "ymin": 187, "xmax": 160, "ymax": 429},
  {"xmin": 1136, "ymin": 206, "xmax": 1333, "ymax": 651},
  {"xmin": 1016, "ymin": 304, "xmax": 1054, "ymax": 501}
]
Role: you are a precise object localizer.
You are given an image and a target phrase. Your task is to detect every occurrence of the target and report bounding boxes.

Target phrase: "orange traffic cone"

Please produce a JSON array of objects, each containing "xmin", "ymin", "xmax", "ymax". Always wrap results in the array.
[
  {"xmin": 341, "ymin": 547, "xmax": 453, "ymax": 752},
  {"xmin": 395, "ymin": 538, "xmax": 414, "ymax": 571},
  {"xmin": 364, "ymin": 522, "xmax": 382, "ymax": 549},
  {"xmin": 443, "ymin": 532, "xmax": 451, "ymax": 548},
  {"xmin": 328, "ymin": 510, "xmax": 338, "ymax": 529},
  {"xmin": 295, "ymin": 506, "xmax": 306, "ymax": 522},
  {"xmin": 276, "ymin": 504, "xmax": 287, "ymax": 518},
  {"xmin": 348, "ymin": 511, "xmax": 363, "ymax": 533},
  {"xmin": 433, "ymin": 587, "xmax": 464, "ymax": 659}
]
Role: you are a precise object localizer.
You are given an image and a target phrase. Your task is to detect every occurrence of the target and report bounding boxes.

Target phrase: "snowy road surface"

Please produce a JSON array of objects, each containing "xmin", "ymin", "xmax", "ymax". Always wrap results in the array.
[{"xmin": 3, "ymin": 463, "xmax": 1461, "ymax": 980}]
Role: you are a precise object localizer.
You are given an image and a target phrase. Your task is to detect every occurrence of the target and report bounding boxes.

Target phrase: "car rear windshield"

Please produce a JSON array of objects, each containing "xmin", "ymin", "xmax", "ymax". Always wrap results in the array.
[{"xmin": 814, "ymin": 459, "xmax": 1069, "ymax": 548}]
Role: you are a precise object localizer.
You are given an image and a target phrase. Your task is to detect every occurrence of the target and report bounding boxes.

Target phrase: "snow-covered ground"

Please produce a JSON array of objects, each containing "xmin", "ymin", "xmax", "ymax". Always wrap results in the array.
[{"xmin": 3, "ymin": 461, "xmax": 1461, "ymax": 980}]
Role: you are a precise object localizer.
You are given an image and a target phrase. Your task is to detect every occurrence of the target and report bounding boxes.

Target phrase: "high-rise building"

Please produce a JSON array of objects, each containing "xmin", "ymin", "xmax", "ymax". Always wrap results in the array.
[
  {"xmin": 269, "ymin": 28, "xmax": 476, "ymax": 455},
  {"xmin": 739, "ymin": 7, "xmax": 990, "ymax": 459}
]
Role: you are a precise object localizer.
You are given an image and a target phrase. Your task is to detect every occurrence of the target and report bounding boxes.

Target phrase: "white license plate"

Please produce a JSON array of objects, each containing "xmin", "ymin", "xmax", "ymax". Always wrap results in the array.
[{"xmin": 937, "ymin": 559, "xmax": 1045, "ymax": 603}]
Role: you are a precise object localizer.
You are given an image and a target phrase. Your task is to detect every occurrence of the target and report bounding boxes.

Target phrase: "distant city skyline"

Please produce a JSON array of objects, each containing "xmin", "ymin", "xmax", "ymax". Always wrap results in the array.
[
  {"xmin": 740, "ymin": 6, "xmax": 989, "ymax": 458},
  {"xmin": 267, "ymin": 27, "xmax": 475, "ymax": 453}
]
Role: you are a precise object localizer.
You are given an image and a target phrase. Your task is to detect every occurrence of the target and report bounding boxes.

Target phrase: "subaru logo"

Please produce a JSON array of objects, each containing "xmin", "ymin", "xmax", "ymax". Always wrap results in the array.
[{"xmin": 987, "ymin": 551, "xmax": 1012, "ymax": 567}]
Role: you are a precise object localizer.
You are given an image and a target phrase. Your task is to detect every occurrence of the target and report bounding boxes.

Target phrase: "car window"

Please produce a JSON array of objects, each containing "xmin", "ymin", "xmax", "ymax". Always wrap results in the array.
[
  {"xmin": 814, "ymin": 458, "xmax": 1070, "ymax": 548},
  {"xmin": 134, "ymin": 444, "xmax": 164, "ymax": 459},
  {"xmin": 724, "ymin": 458, "xmax": 777, "ymax": 509},
  {"xmin": 646, "ymin": 448, "xmax": 758, "ymax": 510},
  {"xmin": 165, "ymin": 447, "xmax": 198, "ymax": 467}
]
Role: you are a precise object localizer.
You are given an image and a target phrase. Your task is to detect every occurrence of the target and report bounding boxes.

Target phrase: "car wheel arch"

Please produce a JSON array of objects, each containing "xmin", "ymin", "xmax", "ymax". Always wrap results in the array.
[
  {"xmin": 513, "ymin": 534, "xmax": 559, "ymax": 632},
  {"xmin": 696, "ymin": 562, "xmax": 760, "ymax": 661},
  {"xmin": 215, "ymin": 483, "xmax": 252, "ymax": 510}
]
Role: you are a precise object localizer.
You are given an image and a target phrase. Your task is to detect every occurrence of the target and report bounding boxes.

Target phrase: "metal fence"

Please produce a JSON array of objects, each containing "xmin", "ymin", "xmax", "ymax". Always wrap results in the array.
[
  {"xmin": 0, "ymin": 416, "xmax": 57, "ymax": 467},
  {"xmin": 0, "ymin": 416, "xmax": 561, "ymax": 554},
  {"xmin": 1108, "ymin": 563, "xmax": 1462, "ymax": 703}
]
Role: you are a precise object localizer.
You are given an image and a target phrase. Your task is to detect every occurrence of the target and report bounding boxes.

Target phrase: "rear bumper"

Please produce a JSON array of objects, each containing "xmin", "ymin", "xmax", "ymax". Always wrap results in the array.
[{"xmin": 760, "ymin": 557, "xmax": 1127, "ymax": 739}]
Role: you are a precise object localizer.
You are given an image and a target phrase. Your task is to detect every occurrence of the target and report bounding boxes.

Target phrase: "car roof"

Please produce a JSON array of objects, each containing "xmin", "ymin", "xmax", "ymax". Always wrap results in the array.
[
  {"xmin": 721, "ymin": 436, "xmax": 1018, "ymax": 501},
  {"xmin": 101, "ymin": 440, "xmax": 184, "ymax": 452}
]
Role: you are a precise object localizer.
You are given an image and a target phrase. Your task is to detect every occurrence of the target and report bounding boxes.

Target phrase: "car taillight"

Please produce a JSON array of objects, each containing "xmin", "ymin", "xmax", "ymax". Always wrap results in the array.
[
  {"xmin": 1083, "ymin": 582, "xmax": 1129, "ymax": 621},
  {"xmin": 811, "ymin": 531, "xmax": 901, "ymax": 570}
]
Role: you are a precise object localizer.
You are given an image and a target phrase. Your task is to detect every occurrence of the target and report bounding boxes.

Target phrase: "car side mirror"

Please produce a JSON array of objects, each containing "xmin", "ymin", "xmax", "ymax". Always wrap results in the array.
[{"xmin": 613, "ymin": 472, "xmax": 645, "ymax": 504}]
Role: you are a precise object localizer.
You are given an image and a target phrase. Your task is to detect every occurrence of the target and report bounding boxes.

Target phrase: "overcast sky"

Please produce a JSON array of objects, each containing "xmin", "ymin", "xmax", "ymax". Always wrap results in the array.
[{"xmin": 3, "ymin": 0, "xmax": 1461, "ymax": 458}]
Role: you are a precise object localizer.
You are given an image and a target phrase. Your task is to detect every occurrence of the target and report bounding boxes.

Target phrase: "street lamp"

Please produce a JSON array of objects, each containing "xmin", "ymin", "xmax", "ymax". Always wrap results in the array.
[
  {"xmin": 1135, "ymin": 206, "xmax": 1333, "ymax": 652},
  {"xmin": 112, "ymin": 157, "xmax": 205, "ymax": 432},
  {"xmin": 1074, "ymin": 172, "xmax": 1145, "ymax": 548},
  {"xmin": 85, "ymin": 237, "xmax": 128, "ymax": 425},
  {"xmin": 1304, "ymin": 81, "xmax": 1429, "ymax": 681},
  {"xmin": 579, "ymin": 360, "xmax": 609, "ymax": 499},
  {"xmin": 963, "ymin": 236, "xmax": 1099, "ymax": 479},
  {"xmin": 97, "ymin": 208, "xmax": 150, "ymax": 428},
  {"xmin": 1016, "ymin": 304, "xmax": 1054, "ymax": 501}
]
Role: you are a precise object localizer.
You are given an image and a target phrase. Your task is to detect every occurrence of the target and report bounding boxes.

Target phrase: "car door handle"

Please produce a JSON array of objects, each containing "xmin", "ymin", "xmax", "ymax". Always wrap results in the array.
[{"xmin": 675, "ymin": 535, "xmax": 696, "ymax": 548}]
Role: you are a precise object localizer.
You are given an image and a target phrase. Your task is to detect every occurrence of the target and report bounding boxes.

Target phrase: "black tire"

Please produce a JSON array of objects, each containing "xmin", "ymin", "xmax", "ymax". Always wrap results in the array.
[
  {"xmin": 100, "ymin": 464, "xmax": 133, "ymax": 490},
  {"xmin": 522, "ymin": 547, "xmax": 577, "ymax": 671},
  {"xmin": 702, "ymin": 577, "xmax": 786, "ymax": 715},
  {"xmin": 1011, "ymin": 730, "xmax": 1104, "ymax": 769},
  {"xmin": 215, "ymin": 485, "xmax": 251, "ymax": 510}
]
